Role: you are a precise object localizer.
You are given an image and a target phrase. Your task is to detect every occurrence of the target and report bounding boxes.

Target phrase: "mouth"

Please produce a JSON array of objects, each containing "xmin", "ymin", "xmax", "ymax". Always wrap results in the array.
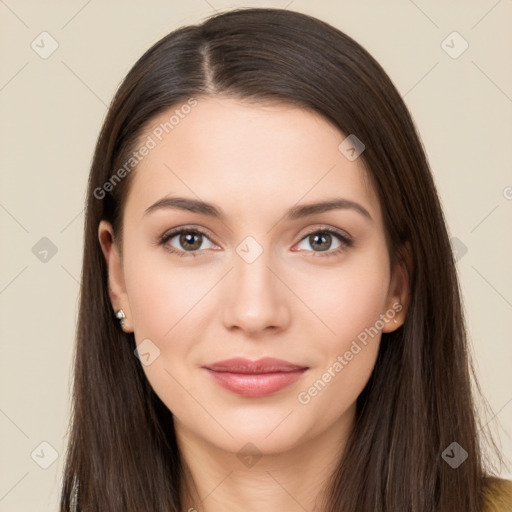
[{"xmin": 202, "ymin": 357, "xmax": 309, "ymax": 397}]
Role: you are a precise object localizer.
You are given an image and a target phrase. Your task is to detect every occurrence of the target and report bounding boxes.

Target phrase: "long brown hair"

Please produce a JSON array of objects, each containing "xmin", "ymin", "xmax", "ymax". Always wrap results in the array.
[{"xmin": 60, "ymin": 7, "xmax": 505, "ymax": 511}]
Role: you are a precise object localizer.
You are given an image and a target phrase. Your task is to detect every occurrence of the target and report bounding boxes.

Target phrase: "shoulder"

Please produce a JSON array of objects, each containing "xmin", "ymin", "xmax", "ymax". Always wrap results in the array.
[{"xmin": 482, "ymin": 477, "xmax": 512, "ymax": 512}]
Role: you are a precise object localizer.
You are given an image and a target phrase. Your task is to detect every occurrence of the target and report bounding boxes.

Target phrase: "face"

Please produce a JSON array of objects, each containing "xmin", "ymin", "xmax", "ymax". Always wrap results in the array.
[{"xmin": 99, "ymin": 96, "xmax": 408, "ymax": 456}]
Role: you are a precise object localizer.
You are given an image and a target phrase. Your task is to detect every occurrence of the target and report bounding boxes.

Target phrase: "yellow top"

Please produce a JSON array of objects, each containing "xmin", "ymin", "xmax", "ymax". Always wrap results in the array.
[{"xmin": 483, "ymin": 478, "xmax": 512, "ymax": 512}]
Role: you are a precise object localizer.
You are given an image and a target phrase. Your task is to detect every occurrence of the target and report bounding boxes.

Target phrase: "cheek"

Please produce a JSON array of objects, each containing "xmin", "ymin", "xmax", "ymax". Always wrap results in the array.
[
  {"xmin": 294, "ymin": 250, "xmax": 391, "ymax": 346},
  {"xmin": 122, "ymin": 247, "xmax": 210, "ymax": 416},
  {"xmin": 292, "ymin": 249, "xmax": 390, "ymax": 405},
  {"xmin": 123, "ymin": 242, "xmax": 213, "ymax": 339}
]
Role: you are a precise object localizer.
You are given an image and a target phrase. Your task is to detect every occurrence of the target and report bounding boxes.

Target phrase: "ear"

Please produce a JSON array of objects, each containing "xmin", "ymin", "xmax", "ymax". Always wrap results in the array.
[
  {"xmin": 382, "ymin": 241, "xmax": 412, "ymax": 333},
  {"xmin": 98, "ymin": 220, "xmax": 133, "ymax": 332}
]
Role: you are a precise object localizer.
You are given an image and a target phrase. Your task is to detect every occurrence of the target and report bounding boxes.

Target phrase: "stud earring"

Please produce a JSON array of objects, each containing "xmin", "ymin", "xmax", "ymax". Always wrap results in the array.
[{"xmin": 115, "ymin": 309, "xmax": 128, "ymax": 331}]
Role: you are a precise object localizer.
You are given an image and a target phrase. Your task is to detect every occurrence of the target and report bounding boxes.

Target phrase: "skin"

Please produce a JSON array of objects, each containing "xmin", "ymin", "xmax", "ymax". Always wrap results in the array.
[{"xmin": 98, "ymin": 96, "xmax": 409, "ymax": 512}]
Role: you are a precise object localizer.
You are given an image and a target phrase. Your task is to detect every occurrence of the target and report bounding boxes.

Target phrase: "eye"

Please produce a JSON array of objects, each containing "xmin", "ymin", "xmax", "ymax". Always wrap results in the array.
[
  {"xmin": 158, "ymin": 228, "xmax": 217, "ymax": 257},
  {"xmin": 158, "ymin": 226, "xmax": 353, "ymax": 259},
  {"xmin": 294, "ymin": 228, "xmax": 352, "ymax": 257}
]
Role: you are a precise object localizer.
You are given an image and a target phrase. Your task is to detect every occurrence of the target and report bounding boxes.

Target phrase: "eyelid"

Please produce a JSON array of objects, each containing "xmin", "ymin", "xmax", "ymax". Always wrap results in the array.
[
  {"xmin": 159, "ymin": 224, "xmax": 213, "ymax": 239},
  {"xmin": 298, "ymin": 225, "xmax": 352, "ymax": 242}
]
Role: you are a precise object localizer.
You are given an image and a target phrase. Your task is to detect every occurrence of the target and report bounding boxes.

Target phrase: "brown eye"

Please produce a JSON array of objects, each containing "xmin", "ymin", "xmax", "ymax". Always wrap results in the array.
[
  {"xmin": 159, "ymin": 228, "xmax": 216, "ymax": 257},
  {"xmin": 295, "ymin": 228, "xmax": 352, "ymax": 257},
  {"xmin": 307, "ymin": 232, "xmax": 334, "ymax": 252},
  {"xmin": 177, "ymin": 231, "xmax": 203, "ymax": 251}
]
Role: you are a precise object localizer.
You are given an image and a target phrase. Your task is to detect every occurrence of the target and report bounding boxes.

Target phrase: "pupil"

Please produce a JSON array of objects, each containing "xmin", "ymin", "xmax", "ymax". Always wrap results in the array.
[
  {"xmin": 181, "ymin": 232, "xmax": 201, "ymax": 250},
  {"xmin": 311, "ymin": 233, "xmax": 330, "ymax": 251}
]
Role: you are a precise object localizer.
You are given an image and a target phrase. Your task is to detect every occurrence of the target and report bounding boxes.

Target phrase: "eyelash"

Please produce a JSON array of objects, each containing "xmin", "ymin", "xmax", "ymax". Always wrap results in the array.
[{"xmin": 157, "ymin": 226, "xmax": 353, "ymax": 259}]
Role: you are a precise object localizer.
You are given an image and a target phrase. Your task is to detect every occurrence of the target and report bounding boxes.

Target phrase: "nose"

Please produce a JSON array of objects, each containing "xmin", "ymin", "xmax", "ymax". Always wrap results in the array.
[{"xmin": 221, "ymin": 246, "xmax": 291, "ymax": 337}]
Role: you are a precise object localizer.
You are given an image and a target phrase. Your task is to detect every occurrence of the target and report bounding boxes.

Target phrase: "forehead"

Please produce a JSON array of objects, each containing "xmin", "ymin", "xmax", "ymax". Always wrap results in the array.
[{"xmin": 123, "ymin": 96, "xmax": 381, "ymax": 226}]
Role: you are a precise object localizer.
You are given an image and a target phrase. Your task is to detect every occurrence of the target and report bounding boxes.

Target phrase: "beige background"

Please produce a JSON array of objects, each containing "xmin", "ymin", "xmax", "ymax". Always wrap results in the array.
[{"xmin": 0, "ymin": 0, "xmax": 511, "ymax": 510}]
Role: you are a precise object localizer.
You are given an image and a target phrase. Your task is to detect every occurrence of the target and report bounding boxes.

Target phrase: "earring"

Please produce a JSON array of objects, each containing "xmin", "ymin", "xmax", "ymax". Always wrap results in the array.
[{"xmin": 115, "ymin": 309, "xmax": 128, "ymax": 331}]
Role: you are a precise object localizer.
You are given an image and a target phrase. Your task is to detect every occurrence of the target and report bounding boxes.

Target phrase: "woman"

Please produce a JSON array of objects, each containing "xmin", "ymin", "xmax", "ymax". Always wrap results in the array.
[{"xmin": 60, "ymin": 7, "xmax": 512, "ymax": 512}]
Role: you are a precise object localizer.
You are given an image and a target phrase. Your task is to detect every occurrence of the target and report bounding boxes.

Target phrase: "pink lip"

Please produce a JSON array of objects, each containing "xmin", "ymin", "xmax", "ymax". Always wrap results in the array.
[
  {"xmin": 202, "ymin": 357, "xmax": 308, "ymax": 398},
  {"xmin": 203, "ymin": 357, "xmax": 307, "ymax": 373}
]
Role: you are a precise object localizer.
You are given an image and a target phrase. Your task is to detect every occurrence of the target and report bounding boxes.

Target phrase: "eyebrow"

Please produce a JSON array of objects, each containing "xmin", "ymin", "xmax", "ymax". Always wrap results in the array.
[{"xmin": 143, "ymin": 196, "xmax": 373, "ymax": 222}]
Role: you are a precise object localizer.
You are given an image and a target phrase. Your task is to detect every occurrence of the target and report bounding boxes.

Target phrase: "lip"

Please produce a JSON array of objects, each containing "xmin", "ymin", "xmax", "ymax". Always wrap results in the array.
[
  {"xmin": 202, "ymin": 357, "xmax": 309, "ymax": 398},
  {"xmin": 203, "ymin": 357, "xmax": 308, "ymax": 373}
]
